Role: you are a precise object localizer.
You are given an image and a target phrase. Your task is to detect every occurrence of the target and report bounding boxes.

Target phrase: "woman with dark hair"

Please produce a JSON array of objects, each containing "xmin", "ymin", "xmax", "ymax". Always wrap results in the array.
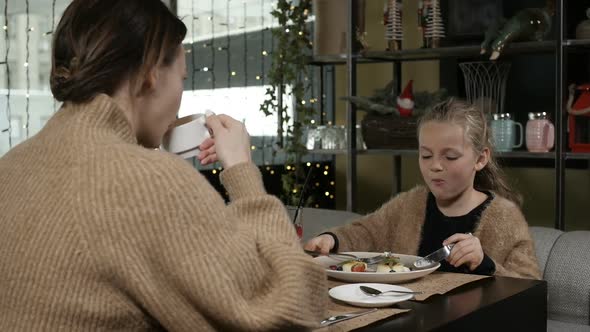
[{"xmin": 0, "ymin": 0, "xmax": 327, "ymax": 330}]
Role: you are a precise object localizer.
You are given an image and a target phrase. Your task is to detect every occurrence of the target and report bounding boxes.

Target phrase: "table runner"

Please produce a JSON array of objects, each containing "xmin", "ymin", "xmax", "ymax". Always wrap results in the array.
[
  {"xmin": 316, "ymin": 272, "xmax": 490, "ymax": 330},
  {"xmin": 314, "ymin": 300, "xmax": 410, "ymax": 332}
]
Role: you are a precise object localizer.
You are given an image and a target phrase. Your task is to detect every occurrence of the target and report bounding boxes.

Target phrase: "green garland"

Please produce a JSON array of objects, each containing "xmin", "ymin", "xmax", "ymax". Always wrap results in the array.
[{"xmin": 260, "ymin": 0, "xmax": 315, "ymax": 205}]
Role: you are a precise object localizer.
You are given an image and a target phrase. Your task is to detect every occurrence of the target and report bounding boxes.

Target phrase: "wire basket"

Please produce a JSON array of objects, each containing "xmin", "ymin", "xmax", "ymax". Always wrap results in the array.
[
  {"xmin": 459, "ymin": 61, "xmax": 511, "ymax": 114},
  {"xmin": 361, "ymin": 113, "xmax": 418, "ymax": 149}
]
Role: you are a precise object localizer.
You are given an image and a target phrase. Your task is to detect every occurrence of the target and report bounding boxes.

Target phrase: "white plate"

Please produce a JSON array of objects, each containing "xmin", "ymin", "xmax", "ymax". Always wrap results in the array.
[
  {"xmin": 329, "ymin": 283, "xmax": 414, "ymax": 307},
  {"xmin": 314, "ymin": 252, "xmax": 439, "ymax": 283}
]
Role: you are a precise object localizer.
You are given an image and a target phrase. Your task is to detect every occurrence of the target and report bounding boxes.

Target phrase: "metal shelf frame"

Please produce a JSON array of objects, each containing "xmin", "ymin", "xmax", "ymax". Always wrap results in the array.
[
  {"xmin": 309, "ymin": 41, "xmax": 556, "ymax": 65},
  {"xmin": 307, "ymin": 149, "xmax": 578, "ymax": 159}
]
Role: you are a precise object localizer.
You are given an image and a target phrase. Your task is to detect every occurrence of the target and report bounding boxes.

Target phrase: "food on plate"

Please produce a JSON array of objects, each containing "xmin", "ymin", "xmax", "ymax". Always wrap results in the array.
[
  {"xmin": 328, "ymin": 256, "xmax": 411, "ymax": 273},
  {"xmin": 341, "ymin": 260, "xmax": 367, "ymax": 272},
  {"xmin": 376, "ymin": 257, "xmax": 410, "ymax": 273}
]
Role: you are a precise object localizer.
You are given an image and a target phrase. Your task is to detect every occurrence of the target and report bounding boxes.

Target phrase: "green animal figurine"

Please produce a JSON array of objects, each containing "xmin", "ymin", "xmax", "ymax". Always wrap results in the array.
[{"xmin": 481, "ymin": 1, "xmax": 554, "ymax": 60}]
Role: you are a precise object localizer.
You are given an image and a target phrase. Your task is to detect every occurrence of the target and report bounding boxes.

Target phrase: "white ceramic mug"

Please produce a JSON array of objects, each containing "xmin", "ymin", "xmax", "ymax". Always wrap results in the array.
[{"xmin": 161, "ymin": 113, "xmax": 210, "ymax": 159}]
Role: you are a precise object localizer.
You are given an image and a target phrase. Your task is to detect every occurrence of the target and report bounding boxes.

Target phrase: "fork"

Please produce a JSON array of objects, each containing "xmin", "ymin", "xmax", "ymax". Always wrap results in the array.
[
  {"xmin": 357, "ymin": 251, "xmax": 392, "ymax": 265},
  {"xmin": 358, "ymin": 254, "xmax": 387, "ymax": 265},
  {"xmin": 305, "ymin": 250, "xmax": 389, "ymax": 264}
]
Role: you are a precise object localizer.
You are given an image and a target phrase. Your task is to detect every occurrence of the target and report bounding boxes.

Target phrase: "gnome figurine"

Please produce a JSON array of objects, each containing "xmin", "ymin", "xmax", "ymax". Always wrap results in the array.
[{"xmin": 396, "ymin": 80, "xmax": 414, "ymax": 117}]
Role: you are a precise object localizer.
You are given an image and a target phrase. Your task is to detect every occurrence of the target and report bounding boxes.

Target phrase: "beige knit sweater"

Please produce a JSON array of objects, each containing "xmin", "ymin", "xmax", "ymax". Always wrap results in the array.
[
  {"xmin": 0, "ymin": 94, "xmax": 327, "ymax": 331},
  {"xmin": 329, "ymin": 186, "xmax": 541, "ymax": 280}
]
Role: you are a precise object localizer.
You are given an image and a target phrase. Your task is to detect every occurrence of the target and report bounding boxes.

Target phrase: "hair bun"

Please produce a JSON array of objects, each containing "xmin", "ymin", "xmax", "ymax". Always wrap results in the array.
[
  {"xmin": 51, "ymin": 57, "xmax": 87, "ymax": 101},
  {"xmin": 54, "ymin": 66, "xmax": 72, "ymax": 81},
  {"xmin": 68, "ymin": 57, "xmax": 80, "ymax": 74},
  {"xmin": 51, "ymin": 64, "xmax": 78, "ymax": 102}
]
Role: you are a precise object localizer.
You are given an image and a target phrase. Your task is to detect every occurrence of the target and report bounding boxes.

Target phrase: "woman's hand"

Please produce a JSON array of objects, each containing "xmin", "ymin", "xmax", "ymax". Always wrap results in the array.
[
  {"xmin": 202, "ymin": 114, "xmax": 251, "ymax": 169},
  {"xmin": 443, "ymin": 233, "xmax": 484, "ymax": 271},
  {"xmin": 303, "ymin": 234, "xmax": 335, "ymax": 255},
  {"xmin": 197, "ymin": 137, "xmax": 217, "ymax": 165}
]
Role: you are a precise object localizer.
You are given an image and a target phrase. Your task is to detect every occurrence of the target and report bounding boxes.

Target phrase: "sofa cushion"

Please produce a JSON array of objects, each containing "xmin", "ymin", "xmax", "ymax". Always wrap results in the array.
[
  {"xmin": 530, "ymin": 226, "xmax": 564, "ymax": 276},
  {"xmin": 548, "ymin": 319, "xmax": 590, "ymax": 332},
  {"xmin": 544, "ymin": 231, "xmax": 590, "ymax": 325}
]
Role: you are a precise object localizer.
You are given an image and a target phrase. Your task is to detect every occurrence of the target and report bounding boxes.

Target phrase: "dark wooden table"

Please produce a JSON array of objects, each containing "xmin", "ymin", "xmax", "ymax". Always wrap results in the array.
[{"xmin": 356, "ymin": 276, "xmax": 547, "ymax": 331}]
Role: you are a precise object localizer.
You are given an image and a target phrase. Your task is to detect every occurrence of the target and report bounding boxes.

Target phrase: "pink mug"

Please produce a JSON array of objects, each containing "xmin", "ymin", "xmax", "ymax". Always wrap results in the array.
[{"xmin": 526, "ymin": 112, "xmax": 554, "ymax": 153}]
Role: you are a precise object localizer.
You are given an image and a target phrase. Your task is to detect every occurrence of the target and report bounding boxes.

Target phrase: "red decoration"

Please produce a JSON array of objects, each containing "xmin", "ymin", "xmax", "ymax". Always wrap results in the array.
[
  {"xmin": 566, "ymin": 83, "xmax": 590, "ymax": 153},
  {"xmin": 396, "ymin": 80, "xmax": 415, "ymax": 117}
]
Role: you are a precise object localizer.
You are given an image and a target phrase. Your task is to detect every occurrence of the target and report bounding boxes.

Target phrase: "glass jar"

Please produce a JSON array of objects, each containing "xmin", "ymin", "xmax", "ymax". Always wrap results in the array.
[
  {"xmin": 526, "ymin": 112, "xmax": 555, "ymax": 153},
  {"xmin": 321, "ymin": 125, "xmax": 339, "ymax": 150},
  {"xmin": 343, "ymin": 125, "xmax": 366, "ymax": 150},
  {"xmin": 304, "ymin": 126, "xmax": 321, "ymax": 150},
  {"xmin": 491, "ymin": 113, "xmax": 523, "ymax": 152}
]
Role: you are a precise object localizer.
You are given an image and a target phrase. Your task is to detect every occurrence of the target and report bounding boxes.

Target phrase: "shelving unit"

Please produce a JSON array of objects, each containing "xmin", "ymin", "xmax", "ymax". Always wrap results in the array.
[
  {"xmin": 306, "ymin": 0, "xmax": 590, "ymax": 230},
  {"xmin": 309, "ymin": 149, "xmax": 565, "ymax": 159},
  {"xmin": 566, "ymin": 153, "xmax": 590, "ymax": 160},
  {"xmin": 563, "ymin": 39, "xmax": 590, "ymax": 47},
  {"xmin": 308, "ymin": 41, "xmax": 558, "ymax": 64}
]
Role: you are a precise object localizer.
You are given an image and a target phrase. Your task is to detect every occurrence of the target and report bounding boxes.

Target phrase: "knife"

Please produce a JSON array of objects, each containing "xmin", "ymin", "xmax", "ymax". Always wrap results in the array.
[
  {"xmin": 413, "ymin": 243, "xmax": 455, "ymax": 269},
  {"xmin": 319, "ymin": 308, "xmax": 378, "ymax": 326}
]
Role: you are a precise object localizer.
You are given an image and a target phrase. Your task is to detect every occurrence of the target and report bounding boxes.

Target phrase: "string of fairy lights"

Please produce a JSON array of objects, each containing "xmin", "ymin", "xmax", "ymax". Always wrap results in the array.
[
  {"xmin": 24, "ymin": 0, "xmax": 31, "ymax": 138},
  {"xmin": 1, "ymin": 0, "xmax": 57, "ymax": 147},
  {"xmin": 180, "ymin": 0, "xmax": 332, "ymax": 204},
  {"xmin": 242, "ymin": 1, "xmax": 248, "ymax": 115},
  {"xmin": 259, "ymin": 0, "xmax": 267, "ymax": 165},
  {"xmin": 1, "ymin": 0, "xmax": 11, "ymax": 145},
  {"xmin": 224, "ymin": 1, "xmax": 231, "ymax": 85},
  {"xmin": 51, "ymin": 0, "xmax": 57, "ymax": 112},
  {"xmin": 268, "ymin": 0, "xmax": 277, "ymax": 165},
  {"xmin": 190, "ymin": 0, "xmax": 196, "ymax": 92},
  {"xmin": 209, "ymin": 0, "xmax": 215, "ymax": 87}
]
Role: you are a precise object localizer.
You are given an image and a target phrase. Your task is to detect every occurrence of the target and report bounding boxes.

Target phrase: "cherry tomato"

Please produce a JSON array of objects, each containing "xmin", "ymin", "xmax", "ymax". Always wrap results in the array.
[{"xmin": 351, "ymin": 264, "xmax": 366, "ymax": 272}]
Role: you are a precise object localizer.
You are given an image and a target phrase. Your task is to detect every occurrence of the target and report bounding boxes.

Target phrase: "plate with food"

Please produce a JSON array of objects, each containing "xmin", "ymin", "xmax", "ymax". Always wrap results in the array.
[{"xmin": 314, "ymin": 252, "xmax": 440, "ymax": 283}]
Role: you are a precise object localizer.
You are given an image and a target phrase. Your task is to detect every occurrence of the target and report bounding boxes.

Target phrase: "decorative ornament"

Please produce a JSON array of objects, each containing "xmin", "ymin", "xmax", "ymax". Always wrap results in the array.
[
  {"xmin": 384, "ymin": 0, "xmax": 403, "ymax": 51},
  {"xmin": 396, "ymin": 80, "xmax": 414, "ymax": 117},
  {"xmin": 481, "ymin": 0, "xmax": 554, "ymax": 60},
  {"xmin": 459, "ymin": 61, "xmax": 511, "ymax": 115},
  {"xmin": 417, "ymin": 0, "xmax": 427, "ymax": 48},
  {"xmin": 567, "ymin": 84, "xmax": 590, "ymax": 115},
  {"xmin": 424, "ymin": 0, "xmax": 445, "ymax": 48},
  {"xmin": 341, "ymin": 78, "xmax": 447, "ymax": 117}
]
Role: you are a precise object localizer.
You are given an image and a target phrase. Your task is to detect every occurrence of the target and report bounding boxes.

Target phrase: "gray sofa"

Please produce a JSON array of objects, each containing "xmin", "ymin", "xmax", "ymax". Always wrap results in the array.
[
  {"xmin": 287, "ymin": 207, "xmax": 361, "ymax": 242},
  {"xmin": 293, "ymin": 208, "xmax": 590, "ymax": 331},
  {"xmin": 530, "ymin": 226, "xmax": 590, "ymax": 331}
]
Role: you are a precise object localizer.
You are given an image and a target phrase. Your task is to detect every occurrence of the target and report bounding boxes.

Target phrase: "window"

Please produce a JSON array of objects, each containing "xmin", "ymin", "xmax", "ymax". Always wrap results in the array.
[
  {"xmin": 179, "ymin": 86, "xmax": 292, "ymax": 137},
  {"xmin": 176, "ymin": 0, "xmax": 330, "ymax": 168},
  {"xmin": 0, "ymin": 0, "xmax": 332, "ymax": 166},
  {"xmin": 0, "ymin": 0, "xmax": 68, "ymax": 156}
]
